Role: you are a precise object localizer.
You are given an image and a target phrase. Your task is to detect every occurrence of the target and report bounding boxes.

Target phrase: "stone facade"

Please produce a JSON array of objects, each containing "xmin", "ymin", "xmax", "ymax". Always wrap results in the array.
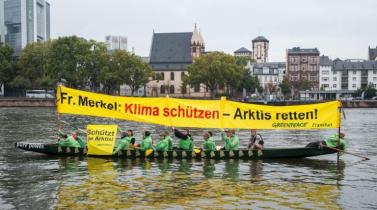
[
  {"xmin": 251, "ymin": 62, "xmax": 286, "ymax": 90},
  {"xmin": 252, "ymin": 36, "xmax": 269, "ymax": 63},
  {"xmin": 146, "ymin": 25, "xmax": 209, "ymax": 97},
  {"xmin": 287, "ymin": 47, "xmax": 320, "ymax": 93}
]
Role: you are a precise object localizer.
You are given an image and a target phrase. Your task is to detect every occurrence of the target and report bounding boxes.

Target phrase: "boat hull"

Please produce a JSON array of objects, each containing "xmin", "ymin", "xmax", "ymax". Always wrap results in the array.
[{"xmin": 15, "ymin": 142, "xmax": 336, "ymax": 160}]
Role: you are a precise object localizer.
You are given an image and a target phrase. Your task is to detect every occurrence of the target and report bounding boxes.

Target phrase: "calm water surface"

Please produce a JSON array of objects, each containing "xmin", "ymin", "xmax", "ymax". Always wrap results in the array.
[{"xmin": 0, "ymin": 107, "xmax": 376, "ymax": 209}]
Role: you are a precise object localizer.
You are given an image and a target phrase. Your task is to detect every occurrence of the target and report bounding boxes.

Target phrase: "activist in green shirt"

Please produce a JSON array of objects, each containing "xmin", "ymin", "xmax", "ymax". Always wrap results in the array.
[
  {"xmin": 155, "ymin": 133, "xmax": 170, "ymax": 152},
  {"xmin": 203, "ymin": 131, "xmax": 216, "ymax": 151},
  {"xmin": 138, "ymin": 131, "xmax": 153, "ymax": 151},
  {"xmin": 322, "ymin": 133, "xmax": 346, "ymax": 150},
  {"xmin": 221, "ymin": 129, "xmax": 239, "ymax": 151},
  {"xmin": 305, "ymin": 132, "xmax": 346, "ymax": 150},
  {"xmin": 113, "ymin": 130, "xmax": 136, "ymax": 154},
  {"xmin": 58, "ymin": 132, "xmax": 85, "ymax": 148},
  {"xmin": 173, "ymin": 128, "xmax": 193, "ymax": 151}
]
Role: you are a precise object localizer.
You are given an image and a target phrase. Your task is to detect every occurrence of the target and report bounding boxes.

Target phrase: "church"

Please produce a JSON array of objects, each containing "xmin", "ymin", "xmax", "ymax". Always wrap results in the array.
[{"xmin": 146, "ymin": 25, "xmax": 208, "ymax": 97}]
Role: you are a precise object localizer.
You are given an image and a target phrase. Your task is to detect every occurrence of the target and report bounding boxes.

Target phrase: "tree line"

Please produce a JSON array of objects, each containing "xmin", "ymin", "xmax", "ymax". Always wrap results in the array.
[
  {"xmin": 1, "ymin": 37, "xmax": 262, "ymax": 98},
  {"xmin": 0, "ymin": 36, "xmax": 151, "ymax": 95}
]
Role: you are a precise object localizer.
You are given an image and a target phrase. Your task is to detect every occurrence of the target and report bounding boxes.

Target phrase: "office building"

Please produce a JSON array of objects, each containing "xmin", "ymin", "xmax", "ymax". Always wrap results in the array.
[
  {"xmin": 105, "ymin": 35, "xmax": 127, "ymax": 51},
  {"xmin": 0, "ymin": 0, "xmax": 50, "ymax": 55}
]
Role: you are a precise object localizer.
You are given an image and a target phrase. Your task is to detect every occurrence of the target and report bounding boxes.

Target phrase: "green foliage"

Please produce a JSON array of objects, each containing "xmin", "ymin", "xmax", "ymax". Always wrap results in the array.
[
  {"xmin": 0, "ymin": 42, "xmax": 14, "ymax": 91},
  {"xmin": 47, "ymin": 36, "xmax": 94, "ymax": 88},
  {"xmin": 16, "ymin": 41, "xmax": 51, "ymax": 89},
  {"xmin": 123, "ymin": 53, "xmax": 152, "ymax": 96},
  {"xmin": 99, "ymin": 50, "xmax": 151, "ymax": 95},
  {"xmin": 299, "ymin": 80, "xmax": 312, "ymax": 91},
  {"xmin": 279, "ymin": 77, "xmax": 291, "ymax": 98},
  {"xmin": 353, "ymin": 83, "xmax": 377, "ymax": 99},
  {"xmin": 237, "ymin": 68, "xmax": 261, "ymax": 93},
  {"xmin": 187, "ymin": 52, "xmax": 243, "ymax": 98}
]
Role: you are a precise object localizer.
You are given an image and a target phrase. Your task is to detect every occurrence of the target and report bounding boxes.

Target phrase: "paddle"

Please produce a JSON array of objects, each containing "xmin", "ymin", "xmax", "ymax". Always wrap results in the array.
[
  {"xmin": 61, "ymin": 120, "xmax": 87, "ymax": 134},
  {"xmin": 323, "ymin": 146, "xmax": 370, "ymax": 160}
]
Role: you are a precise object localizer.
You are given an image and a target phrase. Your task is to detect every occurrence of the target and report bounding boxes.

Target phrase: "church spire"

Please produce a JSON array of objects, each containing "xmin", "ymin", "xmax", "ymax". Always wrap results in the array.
[{"xmin": 191, "ymin": 23, "xmax": 203, "ymax": 45}]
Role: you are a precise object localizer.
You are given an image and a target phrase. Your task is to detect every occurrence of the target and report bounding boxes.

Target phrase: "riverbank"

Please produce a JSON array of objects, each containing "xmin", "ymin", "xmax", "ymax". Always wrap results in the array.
[
  {"xmin": 0, "ymin": 98, "xmax": 55, "ymax": 107},
  {"xmin": 1, "ymin": 98, "xmax": 377, "ymax": 108}
]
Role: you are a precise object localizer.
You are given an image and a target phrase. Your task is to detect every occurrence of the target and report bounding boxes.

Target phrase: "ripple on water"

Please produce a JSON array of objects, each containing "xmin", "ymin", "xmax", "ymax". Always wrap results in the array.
[{"xmin": 0, "ymin": 107, "xmax": 377, "ymax": 209}]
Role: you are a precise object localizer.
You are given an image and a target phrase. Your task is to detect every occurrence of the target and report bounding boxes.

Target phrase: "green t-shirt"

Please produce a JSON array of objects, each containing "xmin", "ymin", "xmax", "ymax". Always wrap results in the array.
[
  {"xmin": 156, "ymin": 137, "xmax": 170, "ymax": 152},
  {"xmin": 113, "ymin": 136, "xmax": 133, "ymax": 154},
  {"xmin": 203, "ymin": 137, "xmax": 216, "ymax": 151},
  {"xmin": 325, "ymin": 134, "xmax": 346, "ymax": 150},
  {"xmin": 179, "ymin": 136, "xmax": 193, "ymax": 151},
  {"xmin": 222, "ymin": 133, "xmax": 239, "ymax": 151},
  {"xmin": 140, "ymin": 136, "xmax": 153, "ymax": 151},
  {"xmin": 58, "ymin": 135, "xmax": 81, "ymax": 148}
]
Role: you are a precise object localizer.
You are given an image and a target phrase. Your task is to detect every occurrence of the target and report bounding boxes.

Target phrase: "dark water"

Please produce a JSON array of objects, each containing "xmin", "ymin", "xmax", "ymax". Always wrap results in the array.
[{"xmin": 0, "ymin": 108, "xmax": 376, "ymax": 209}]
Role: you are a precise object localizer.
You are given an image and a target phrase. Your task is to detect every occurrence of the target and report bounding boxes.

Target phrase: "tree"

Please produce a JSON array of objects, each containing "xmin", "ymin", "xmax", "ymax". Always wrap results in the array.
[
  {"xmin": 353, "ymin": 83, "xmax": 377, "ymax": 99},
  {"xmin": 85, "ymin": 41, "xmax": 109, "ymax": 92},
  {"xmin": 16, "ymin": 41, "xmax": 51, "ymax": 89},
  {"xmin": 0, "ymin": 42, "xmax": 14, "ymax": 92},
  {"xmin": 123, "ymin": 53, "xmax": 152, "ymax": 96},
  {"xmin": 47, "ymin": 36, "xmax": 94, "ymax": 88},
  {"xmin": 299, "ymin": 80, "xmax": 312, "ymax": 91},
  {"xmin": 279, "ymin": 77, "xmax": 291, "ymax": 99},
  {"xmin": 237, "ymin": 68, "xmax": 261, "ymax": 94},
  {"xmin": 187, "ymin": 52, "xmax": 243, "ymax": 98},
  {"xmin": 99, "ymin": 50, "xmax": 127, "ymax": 94}
]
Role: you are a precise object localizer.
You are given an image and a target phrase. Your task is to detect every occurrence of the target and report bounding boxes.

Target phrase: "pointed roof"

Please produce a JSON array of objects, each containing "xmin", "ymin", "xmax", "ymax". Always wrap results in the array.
[
  {"xmin": 149, "ymin": 32, "xmax": 193, "ymax": 70},
  {"xmin": 252, "ymin": 36, "xmax": 269, "ymax": 42},
  {"xmin": 191, "ymin": 24, "xmax": 204, "ymax": 45},
  {"xmin": 234, "ymin": 47, "xmax": 251, "ymax": 53}
]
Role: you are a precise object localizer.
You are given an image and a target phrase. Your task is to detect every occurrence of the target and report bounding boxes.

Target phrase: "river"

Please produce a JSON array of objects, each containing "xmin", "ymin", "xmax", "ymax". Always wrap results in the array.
[{"xmin": 0, "ymin": 107, "xmax": 376, "ymax": 209}]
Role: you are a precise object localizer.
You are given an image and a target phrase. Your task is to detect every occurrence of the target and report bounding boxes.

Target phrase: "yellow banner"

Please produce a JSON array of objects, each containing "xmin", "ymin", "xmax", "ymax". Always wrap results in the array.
[
  {"xmin": 57, "ymin": 86, "xmax": 341, "ymax": 129},
  {"xmin": 87, "ymin": 124, "xmax": 118, "ymax": 155}
]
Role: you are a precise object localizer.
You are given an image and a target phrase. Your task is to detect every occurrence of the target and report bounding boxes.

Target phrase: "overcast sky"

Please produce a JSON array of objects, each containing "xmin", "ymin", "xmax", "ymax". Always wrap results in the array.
[{"xmin": 49, "ymin": 0, "xmax": 377, "ymax": 61}]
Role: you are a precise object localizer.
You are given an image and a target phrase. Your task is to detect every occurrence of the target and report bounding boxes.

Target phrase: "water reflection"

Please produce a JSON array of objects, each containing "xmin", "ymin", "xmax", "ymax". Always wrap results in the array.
[{"xmin": 54, "ymin": 157, "xmax": 343, "ymax": 209}]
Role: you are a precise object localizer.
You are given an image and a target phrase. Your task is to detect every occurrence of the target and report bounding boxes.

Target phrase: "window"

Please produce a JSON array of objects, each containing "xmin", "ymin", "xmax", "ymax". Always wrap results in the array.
[
  {"xmin": 181, "ymin": 72, "xmax": 185, "ymax": 79},
  {"xmin": 160, "ymin": 72, "xmax": 165, "ymax": 80},
  {"xmin": 333, "ymin": 84, "xmax": 337, "ymax": 88},
  {"xmin": 352, "ymin": 77, "xmax": 356, "ymax": 81},
  {"xmin": 333, "ymin": 77, "xmax": 337, "ymax": 81},
  {"xmin": 322, "ymin": 77, "xmax": 329, "ymax": 82},
  {"xmin": 170, "ymin": 72, "xmax": 174, "ymax": 80},
  {"xmin": 169, "ymin": 85, "xmax": 175, "ymax": 94},
  {"xmin": 373, "ymin": 70, "xmax": 377, "ymax": 74},
  {"xmin": 353, "ymin": 71, "xmax": 356, "ymax": 74},
  {"xmin": 322, "ymin": 70, "xmax": 329, "ymax": 75},
  {"xmin": 323, "ymin": 84, "xmax": 329, "ymax": 88},
  {"xmin": 352, "ymin": 84, "xmax": 356, "ymax": 88},
  {"xmin": 160, "ymin": 85, "xmax": 165, "ymax": 94},
  {"xmin": 373, "ymin": 77, "xmax": 377, "ymax": 82}
]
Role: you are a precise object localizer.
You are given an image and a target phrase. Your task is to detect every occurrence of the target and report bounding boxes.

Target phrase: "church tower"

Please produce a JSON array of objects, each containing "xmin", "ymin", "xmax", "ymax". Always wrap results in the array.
[
  {"xmin": 252, "ymin": 36, "xmax": 269, "ymax": 63},
  {"xmin": 191, "ymin": 24, "xmax": 205, "ymax": 58}
]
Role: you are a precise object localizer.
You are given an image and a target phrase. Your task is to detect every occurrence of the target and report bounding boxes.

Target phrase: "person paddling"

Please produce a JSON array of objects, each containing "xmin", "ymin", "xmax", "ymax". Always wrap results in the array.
[
  {"xmin": 172, "ymin": 127, "xmax": 193, "ymax": 151},
  {"xmin": 155, "ymin": 132, "xmax": 170, "ymax": 152},
  {"xmin": 221, "ymin": 129, "xmax": 239, "ymax": 151},
  {"xmin": 113, "ymin": 130, "xmax": 136, "ymax": 154},
  {"xmin": 248, "ymin": 129, "xmax": 264, "ymax": 150},
  {"xmin": 306, "ymin": 132, "xmax": 346, "ymax": 150},
  {"xmin": 58, "ymin": 132, "xmax": 84, "ymax": 148},
  {"xmin": 203, "ymin": 131, "xmax": 216, "ymax": 151},
  {"xmin": 137, "ymin": 130, "xmax": 153, "ymax": 152}
]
